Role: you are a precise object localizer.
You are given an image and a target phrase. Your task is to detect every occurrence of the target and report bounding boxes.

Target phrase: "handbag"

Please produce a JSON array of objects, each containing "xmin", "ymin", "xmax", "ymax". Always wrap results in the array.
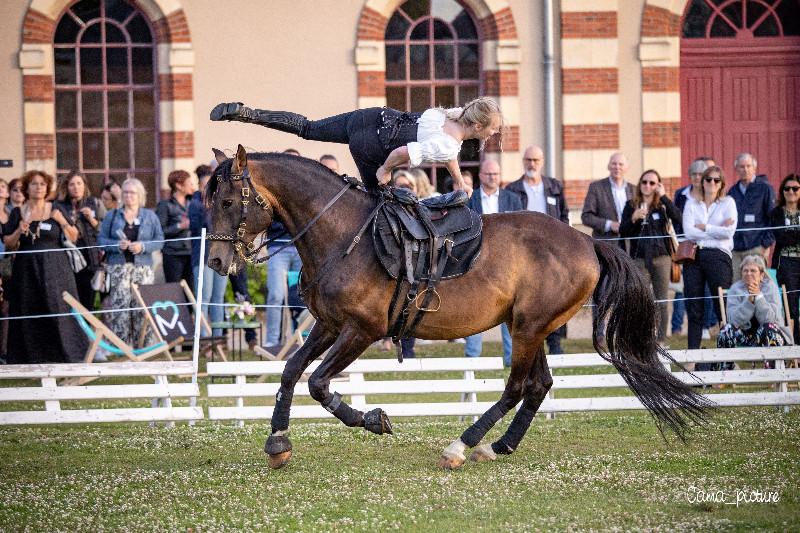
[
  {"xmin": 62, "ymin": 237, "xmax": 88, "ymax": 273},
  {"xmin": 91, "ymin": 267, "xmax": 111, "ymax": 293},
  {"xmin": 670, "ymin": 260, "xmax": 682, "ymax": 284},
  {"xmin": 674, "ymin": 240, "xmax": 697, "ymax": 264}
]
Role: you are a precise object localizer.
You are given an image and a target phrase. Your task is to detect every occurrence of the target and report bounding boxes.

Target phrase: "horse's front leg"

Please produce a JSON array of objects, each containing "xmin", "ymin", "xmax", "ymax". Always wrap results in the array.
[
  {"xmin": 470, "ymin": 345, "xmax": 553, "ymax": 463},
  {"xmin": 265, "ymin": 323, "xmax": 337, "ymax": 469},
  {"xmin": 439, "ymin": 332, "xmax": 539, "ymax": 469},
  {"xmin": 306, "ymin": 326, "xmax": 392, "ymax": 434}
]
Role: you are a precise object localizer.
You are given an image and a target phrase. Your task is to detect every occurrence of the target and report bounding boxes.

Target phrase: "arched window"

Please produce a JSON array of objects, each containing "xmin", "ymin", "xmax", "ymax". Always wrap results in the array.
[
  {"xmin": 385, "ymin": 0, "xmax": 481, "ymax": 191},
  {"xmin": 54, "ymin": 0, "xmax": 158, "ymax": 200},
  {"xmin": 683, "ymin": 0, "xmax": 800, "ymax": 38}
]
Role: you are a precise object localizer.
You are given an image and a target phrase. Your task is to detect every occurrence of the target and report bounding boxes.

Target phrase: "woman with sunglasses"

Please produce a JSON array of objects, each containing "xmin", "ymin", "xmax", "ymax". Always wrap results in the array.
[
  {"xmin": 620, "ymin": 169, "xmax": 682, "ymax": 343},
  {"xmin": 682, "ymin": 166, "xmax": 738, "ymax": 351},
  {"xmin": 770, "ymin": 173, "xmax": 800, "ymax": 342},
  {"xmin": 7, "ymin": 178, "xmax": 25, "ymax": 211}
]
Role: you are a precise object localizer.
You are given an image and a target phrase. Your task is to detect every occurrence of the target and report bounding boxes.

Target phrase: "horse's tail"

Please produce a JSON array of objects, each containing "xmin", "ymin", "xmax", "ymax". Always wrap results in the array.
[{"xmin": 592, "ymin": 239, "xmax": 712, "ymax": 441}]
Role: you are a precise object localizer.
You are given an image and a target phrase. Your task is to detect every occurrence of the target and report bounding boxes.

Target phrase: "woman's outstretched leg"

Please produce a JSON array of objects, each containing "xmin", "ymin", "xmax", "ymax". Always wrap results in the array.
[{"xmin": 210, "ymin": 103, "xmax": 354, "ymax": 144}]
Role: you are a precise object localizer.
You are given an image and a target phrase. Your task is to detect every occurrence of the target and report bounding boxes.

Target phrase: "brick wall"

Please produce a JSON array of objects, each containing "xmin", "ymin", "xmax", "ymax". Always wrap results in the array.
[
  {"xmin": 562, "ymin": 68, "xmax": 618, "ymax": 94},
  {"xmin": 561, "ymin": 12, "xmax": 617, "ymax": 39}
]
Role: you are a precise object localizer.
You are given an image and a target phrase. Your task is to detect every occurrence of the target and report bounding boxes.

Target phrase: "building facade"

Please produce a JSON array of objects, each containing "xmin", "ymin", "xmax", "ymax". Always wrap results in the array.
[{"xmin": 0, "ymin": 0, "xmax": 798, "ymax": 209}]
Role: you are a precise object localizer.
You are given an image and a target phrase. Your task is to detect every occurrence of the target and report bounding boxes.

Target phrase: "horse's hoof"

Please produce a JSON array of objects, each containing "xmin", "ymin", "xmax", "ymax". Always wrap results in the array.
[
  {"xmin": 364, "ymin": 408, "xmax": 393, "ymax": 435},
  {"xmin": 469, "ymin": 444, "xmax": 497, "ymax": 463},
  {"xmin": 268, "ymin": 450, "xmax": 292, "ymax": 469},
  {"xmin": 437, "ymin": 453, "xmax": 465, "ymax": 470},
  {"xmin": 265, "ymin": 434, "xmax": 292, "ymax": 455}
]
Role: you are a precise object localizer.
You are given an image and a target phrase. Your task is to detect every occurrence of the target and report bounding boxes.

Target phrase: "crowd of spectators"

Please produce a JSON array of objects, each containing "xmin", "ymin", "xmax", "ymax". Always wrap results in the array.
[{"xmin": 0, "ymin": 145, "xmax": 796, "ymax": 365}]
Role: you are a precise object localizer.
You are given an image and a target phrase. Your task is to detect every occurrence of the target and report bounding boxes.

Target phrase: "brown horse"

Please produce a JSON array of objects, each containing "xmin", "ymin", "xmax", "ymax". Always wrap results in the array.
[{"xmin": 205, "ymin": 145, "xmax": 710, "ymax": 470}]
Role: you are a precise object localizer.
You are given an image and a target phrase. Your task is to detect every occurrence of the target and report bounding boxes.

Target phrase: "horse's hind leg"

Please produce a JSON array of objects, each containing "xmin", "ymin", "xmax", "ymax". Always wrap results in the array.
[
  {"xmin": 439, "ymin": 339, "xmax": 538, "ymax": 469},
  {"xmin": 307, "ymin": 326, "xmax": 392, "ymax": 434},
  {"xmin": 265, "ymin": 323, "xmax": 337, "ymax": 469},
  {"xmin": 470, "ymin": 345, "xmax": 553, "ymax": 463}
]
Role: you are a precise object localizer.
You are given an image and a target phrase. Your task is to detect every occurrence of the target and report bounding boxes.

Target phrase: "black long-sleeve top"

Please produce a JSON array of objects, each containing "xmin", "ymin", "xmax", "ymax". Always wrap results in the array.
[{"xmin": 620, "ymin": 195, "xmax": 682, "ymax": 263}]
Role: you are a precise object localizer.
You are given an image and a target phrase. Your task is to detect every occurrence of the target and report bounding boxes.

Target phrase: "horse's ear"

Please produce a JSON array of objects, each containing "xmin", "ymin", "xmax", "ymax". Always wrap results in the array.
[
  {"xmin": 233, "ymin": 144, "xmax": 248, "ymax": 173},
  {"xmin": 212, "ymin": 148, "xmax": 227, "ymax": 165}
]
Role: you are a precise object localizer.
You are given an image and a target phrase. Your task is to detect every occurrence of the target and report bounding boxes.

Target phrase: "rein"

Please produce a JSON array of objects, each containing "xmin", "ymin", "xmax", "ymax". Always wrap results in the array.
[{"xmin": 206, "ymin": 164, "xmax": 358, "ymax": 265}]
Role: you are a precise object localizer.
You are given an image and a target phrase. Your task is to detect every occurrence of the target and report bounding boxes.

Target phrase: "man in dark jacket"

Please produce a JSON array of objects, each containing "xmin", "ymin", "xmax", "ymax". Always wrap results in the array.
[
  {"xmin": 505, "ymin": 145, "xmax": 569, "ymax": 353},
  {"xmin": 728, "ymin": 152, "xmax": 775, "ymax": 281},
  {"xmin": 581, "ymin": 152, "xmax": 635, "ymax": 248},
  {"xmin": 465, "ymin": 159, "xmax": 522, "ymax": 366}
]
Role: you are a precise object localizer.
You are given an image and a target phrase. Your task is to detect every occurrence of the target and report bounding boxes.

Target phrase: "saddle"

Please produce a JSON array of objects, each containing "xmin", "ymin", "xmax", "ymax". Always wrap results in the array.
[{"xmin": 372, "ymin": 188, "xmax": 483, "ymax": 355}]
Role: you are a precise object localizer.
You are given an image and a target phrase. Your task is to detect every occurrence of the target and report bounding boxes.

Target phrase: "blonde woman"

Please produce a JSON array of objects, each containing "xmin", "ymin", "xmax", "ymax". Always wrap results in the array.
[
  {"xmin": 210, "ymin": 97, "xmax": 503, "ymax": 191},
  {"xmin": 98, "ymin": 178, "xmax": 163, "ymax": 347},
  {"xmin": 409, "ymin": 168, "xmax": 439, "ymax": 199}
]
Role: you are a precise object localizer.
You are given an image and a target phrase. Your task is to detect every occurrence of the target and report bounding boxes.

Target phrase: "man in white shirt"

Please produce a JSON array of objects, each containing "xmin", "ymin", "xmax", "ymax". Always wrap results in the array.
[
  {"xmin": 465, "ymin": 159, "xmax": 522, "ymax": 366},
  {"xmin": 505, "ymin": 145, "xmax": 570, "ymax": 353},
  {"xmin": 581, "ymin": 152, "xmax": 636, "ymax": 248}
]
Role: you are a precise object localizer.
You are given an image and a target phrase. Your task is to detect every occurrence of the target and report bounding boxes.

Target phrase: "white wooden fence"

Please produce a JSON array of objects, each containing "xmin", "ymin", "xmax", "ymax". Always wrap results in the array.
[
  {"xmin": 206, "ymin": 347, "xmax": 799, "ymax": 424},
  {"xmin": 0, "ymin": 361, "xmax": 202, "ymax": 425},
  {"xmin": 206, "ymin": 357, "xmax": 505, "ymax": 424},
  {"xmin": 1, "ymin": 347, "xmax": 797, "ymax": 426}
]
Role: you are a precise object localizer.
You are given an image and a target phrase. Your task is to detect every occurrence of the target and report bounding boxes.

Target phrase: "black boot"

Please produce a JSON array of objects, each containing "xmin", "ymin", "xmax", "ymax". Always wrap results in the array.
[{"xmin": 210, "ymin": 102, "xmax": 307, "ymax": 136}]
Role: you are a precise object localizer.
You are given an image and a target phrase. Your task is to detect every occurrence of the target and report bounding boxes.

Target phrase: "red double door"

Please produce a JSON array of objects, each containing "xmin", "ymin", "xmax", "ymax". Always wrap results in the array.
[{"xmin": 681, "ymin": 54, "xmax": 800, "ymax": 189}]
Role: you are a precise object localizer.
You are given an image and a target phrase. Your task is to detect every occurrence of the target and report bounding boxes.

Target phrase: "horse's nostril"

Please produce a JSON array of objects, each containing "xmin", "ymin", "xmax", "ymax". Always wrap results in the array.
[{"xmin": 208, "ymin": 257, "xmax": 222, "ymax": 270}]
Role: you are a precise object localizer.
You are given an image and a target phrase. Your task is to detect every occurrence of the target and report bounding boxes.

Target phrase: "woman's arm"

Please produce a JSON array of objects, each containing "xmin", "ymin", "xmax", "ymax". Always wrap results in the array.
[
  {"xmin": 704, "ymin": 198, "xmax": 737, "ymax": 240},
  {"xmin": 141, "ymin": 210, "xmax": 165, "ymax": 254},
  {"xmin": 660, "ymin": 196, "xmax": 682, "ymax": 227},
  {"xmin": 682, "ymin": 202, "xmax": 709, "ymax": 241},
  {"xmin": 444, "ymin": 159, "xmax": 465, "ymax": 191},
  {"xmin": 3, "ymin": 210, "xmax": 25, "ymax": 250},
  {"xmin": 51, "ymin": 206, "xmax": 79, "ymax": 242},
  {"xmin": 376, "ymin": 146, "xmax": 410, "ymax": 186}
]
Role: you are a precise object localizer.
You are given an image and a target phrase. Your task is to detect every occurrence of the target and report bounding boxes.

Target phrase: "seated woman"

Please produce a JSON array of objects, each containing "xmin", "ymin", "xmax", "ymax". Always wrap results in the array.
[
  {"xmin": 718, "ymin": 254, "xmax": 793, "ymax": 357},
  {"xmin": 210, "ymin": 97, "xmax": 503, "ymax": 191}
]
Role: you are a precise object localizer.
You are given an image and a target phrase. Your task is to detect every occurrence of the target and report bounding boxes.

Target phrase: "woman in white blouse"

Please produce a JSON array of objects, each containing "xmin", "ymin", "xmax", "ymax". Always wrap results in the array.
[
  {"xmin": 210, "ymin": 97, "xmax": 503, "ymax": 192},
  {"xmin": 682, "ymin": 165, "xmax": 738, "ymax": 350}
]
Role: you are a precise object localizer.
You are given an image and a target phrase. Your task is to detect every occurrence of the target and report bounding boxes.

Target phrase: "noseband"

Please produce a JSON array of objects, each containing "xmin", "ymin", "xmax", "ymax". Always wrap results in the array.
[
  {"xmin": 206, "ymin": 163, "xmax": 358, "ymax": 265},
  {"xmin": 206, "ymin": 166, "xmax": 273, "ymax": 263}
]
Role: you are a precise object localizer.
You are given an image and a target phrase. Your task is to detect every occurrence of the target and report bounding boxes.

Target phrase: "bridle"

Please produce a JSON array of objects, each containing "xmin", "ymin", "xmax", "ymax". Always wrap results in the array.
[
  {"xmin": 205, "ymin": 162, "xmax": 359, "ymax": 265},
  {"xmin": 205, "ymin": 165, "xmax": 274, "ymax": 263}
]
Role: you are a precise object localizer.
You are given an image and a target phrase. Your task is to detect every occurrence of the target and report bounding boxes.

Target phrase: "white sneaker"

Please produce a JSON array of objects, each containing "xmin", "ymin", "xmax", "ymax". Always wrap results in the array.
[{"xmin": 701, "ymin": 328, "xmax": 711, "ymax": 340}]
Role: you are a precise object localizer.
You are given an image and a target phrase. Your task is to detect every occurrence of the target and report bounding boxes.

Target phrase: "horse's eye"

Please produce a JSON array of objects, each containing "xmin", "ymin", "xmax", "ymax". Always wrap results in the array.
[{"xmin": 222, "ymin": 199, "xmax": 233, "ymax": 209}]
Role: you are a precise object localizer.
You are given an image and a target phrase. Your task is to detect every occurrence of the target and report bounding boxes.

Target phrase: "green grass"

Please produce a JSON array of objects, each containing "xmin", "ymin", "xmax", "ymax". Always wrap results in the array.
[
  {"xmin": 0, "ymin": 410, "xmax": 797, "ymax": 531},
  {"xmin": 1, "ymin": 337, "xmax": 797, "ymax": 531}
]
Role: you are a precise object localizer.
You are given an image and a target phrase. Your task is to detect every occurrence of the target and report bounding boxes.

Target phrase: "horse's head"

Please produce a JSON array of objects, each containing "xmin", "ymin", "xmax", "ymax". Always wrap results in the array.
[{"xmin": 205, "ymin": 145, "xmax": 274, "ymax": 275}]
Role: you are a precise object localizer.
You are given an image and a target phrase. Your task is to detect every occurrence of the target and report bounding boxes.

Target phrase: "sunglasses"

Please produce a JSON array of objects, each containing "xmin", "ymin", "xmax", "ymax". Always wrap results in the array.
[
  {"xmin": 704, "ymin": 177, "xmax": 722, "ymax": 183},
  {"xmin": 783, "ymin": 186, "xmax": 800, "ymax": 192},
  {"xmin": 640, "ymin": 180, "xmax": 659, "ymax": 186}
]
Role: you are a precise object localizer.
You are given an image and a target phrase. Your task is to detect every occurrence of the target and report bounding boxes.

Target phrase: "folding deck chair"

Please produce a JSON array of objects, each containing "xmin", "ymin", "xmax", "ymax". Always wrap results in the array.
[{"xmin": 132, "ymin": 280, "xmax": 227, "ymax": 362}]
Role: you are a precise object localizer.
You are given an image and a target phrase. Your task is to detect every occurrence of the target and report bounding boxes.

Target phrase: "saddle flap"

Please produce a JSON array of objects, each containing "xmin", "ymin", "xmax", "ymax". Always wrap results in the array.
[
  {"xmin": 419, "ymin": 190, "xmax": 469, "ymax": 210},
  {"xmin": 391, "ymin": 204, "xmax": 429, "ymax": 240}
]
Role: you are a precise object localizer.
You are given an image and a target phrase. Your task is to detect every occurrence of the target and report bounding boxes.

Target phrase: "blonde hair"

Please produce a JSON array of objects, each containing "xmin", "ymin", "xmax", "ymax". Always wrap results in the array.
[
  {"xmin": 409, "ymin": 168, "xmax": 435, "ymax": 199},
  {"xmin": 392, "ymin": 170, "xmax": 417, "ymax": 192},
  {"xmin": 122, "ymin": 177, "xmax": 147, "ymax": 206},
  {"xmin": 442, "ymin": 97, "xmax": 504, "ymax": 151}
]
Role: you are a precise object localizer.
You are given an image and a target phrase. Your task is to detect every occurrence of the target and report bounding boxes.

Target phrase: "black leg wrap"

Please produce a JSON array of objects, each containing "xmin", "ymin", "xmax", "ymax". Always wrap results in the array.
[
  {"xmin": 494, "ymin": 405, "xmax": 537, "ymax": 453},
  {"xmin": 363, "ymin": 408, "xmax": 393, "ymax": 435},
  {"xmin": 491, "ymin": 440, "xmax": 515, "ymax": 455},
  {"xmin": 271, "ymin": 388, "xmax": 294, "ymax": 432},
  {"xmin": 460, "ymin": 403, "xmax": 508, "ymax": 448},
  {"xmin": 324, "ymin": 392, "xmax": 364, "ymax": 428},
  {"xmin": 264, "ymin": 434, "xmax": 292, "ymax": 455}
]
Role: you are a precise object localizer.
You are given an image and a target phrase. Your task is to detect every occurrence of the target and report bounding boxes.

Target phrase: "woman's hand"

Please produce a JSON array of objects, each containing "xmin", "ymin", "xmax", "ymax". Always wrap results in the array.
[
  {"xmin": 656, "ymin": 182, "xmax": 666, "ymax": 198},
  {"xmin": 632, "ymin": 207, "xmax": 648, "ymax": 222},
  {"xmin": 376, "ymin": 165, "xmax": 392, "ymax": 186},
  {"xmin": 79, "ymin": 207, "xmax": 97, "ymax": 227},
  {"xmin": 119, "ymin": 239, "xmax": 130, "ymax": 251},
  {"xmin": 18, "ymin": 219, "xmax": 30, "ymax": 234},
  {"xmin": 51, "ymin": 208, "xmax": 68, "ymax": 228},
  {"xmin": 721, "ymin": 218, "xmax": 735, "ymax": 227},
  {"xmin": 129, "ymin": 242, "xmax": 144, "ymax": 254},
  {"xmin": 694, "ymin": 223, "xmax": 706, "ymax": 231}
]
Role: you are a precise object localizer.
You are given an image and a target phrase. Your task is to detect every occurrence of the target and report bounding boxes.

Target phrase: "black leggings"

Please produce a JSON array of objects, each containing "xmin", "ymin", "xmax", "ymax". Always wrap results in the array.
[
  {"xmin": 683, "ymin": 248, "xmax": 732, "ymax": 349},
  {"xmin": 302, "ymin": 108, "xmax": 412, "ymax": 189},
  {"xmin": 776, "ymin": 256, "xmax": 800, "ymax": 343}
]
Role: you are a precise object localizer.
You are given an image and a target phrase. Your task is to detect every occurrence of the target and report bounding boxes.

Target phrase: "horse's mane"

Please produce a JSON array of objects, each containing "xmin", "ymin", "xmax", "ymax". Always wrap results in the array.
[{"xmin": 205, "ymin": 151, "xmax": 364, "ymax": 207}]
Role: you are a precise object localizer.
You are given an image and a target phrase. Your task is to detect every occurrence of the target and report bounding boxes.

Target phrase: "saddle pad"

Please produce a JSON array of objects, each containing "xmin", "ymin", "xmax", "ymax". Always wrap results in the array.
[{"xmin": 373, "ymin": 205, "xmax": 483, "ymax": 281}]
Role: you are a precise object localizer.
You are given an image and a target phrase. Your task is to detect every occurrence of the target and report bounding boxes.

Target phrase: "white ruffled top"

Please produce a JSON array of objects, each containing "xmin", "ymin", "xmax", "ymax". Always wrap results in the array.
[{"xmin": 406, "ymin": 108, "xmax": 463, "ymax": 167}]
